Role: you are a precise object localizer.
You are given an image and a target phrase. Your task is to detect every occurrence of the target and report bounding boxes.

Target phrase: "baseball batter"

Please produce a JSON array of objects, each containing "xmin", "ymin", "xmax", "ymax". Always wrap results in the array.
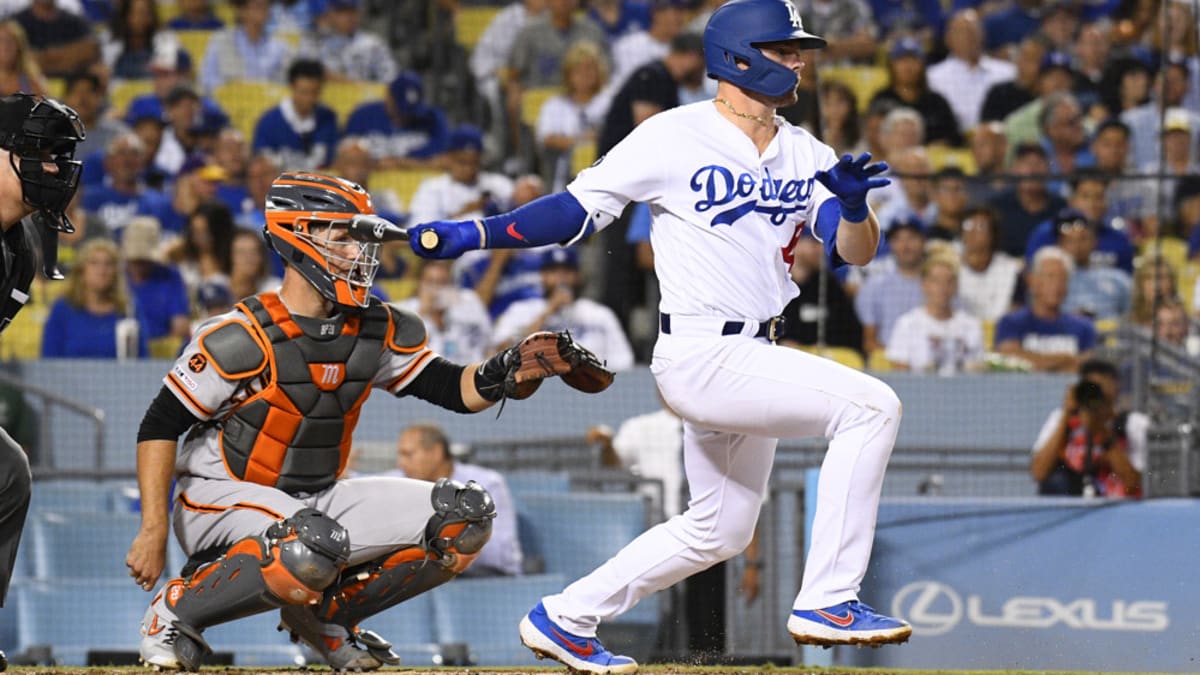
[
  {"xmin": 0, "ymin": 93, "xmax": 86, "ymax": 673},
  {"xmin": 409, "ymin": 0, "xmax": 912, "ymax": 671},
  {"xmin": 123, "ymin": 172, "xmax": 600, "ymax": 671}
]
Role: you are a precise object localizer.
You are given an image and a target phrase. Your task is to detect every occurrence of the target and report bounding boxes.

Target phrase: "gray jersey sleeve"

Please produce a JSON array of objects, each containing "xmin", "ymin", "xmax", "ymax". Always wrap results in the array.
[{"xmin": 164, "ymin": 311, "xmax": 264, "ymax": 420}]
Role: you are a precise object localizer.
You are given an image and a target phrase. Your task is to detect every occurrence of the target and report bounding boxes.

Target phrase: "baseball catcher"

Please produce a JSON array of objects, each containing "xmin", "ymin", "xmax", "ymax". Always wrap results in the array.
[
  {"xmin": 124, "ymin": 172, "xmax": 611, "ymax": 671},
  {"xmin": 0, "ymin": 93, "xmax": 84, "ymax": 673}
]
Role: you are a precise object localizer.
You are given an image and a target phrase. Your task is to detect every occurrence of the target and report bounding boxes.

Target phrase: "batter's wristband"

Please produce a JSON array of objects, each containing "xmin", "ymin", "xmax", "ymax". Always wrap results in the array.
[{"xmin": 839, "ymin": 199, "xmax": 868, "ymax": 223}]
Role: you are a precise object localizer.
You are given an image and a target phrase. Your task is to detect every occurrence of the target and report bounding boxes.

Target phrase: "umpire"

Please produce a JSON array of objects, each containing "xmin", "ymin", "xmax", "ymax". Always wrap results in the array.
[{"xmin": 0, "ymin": 93, "xmax": 86, "ymax": 672}]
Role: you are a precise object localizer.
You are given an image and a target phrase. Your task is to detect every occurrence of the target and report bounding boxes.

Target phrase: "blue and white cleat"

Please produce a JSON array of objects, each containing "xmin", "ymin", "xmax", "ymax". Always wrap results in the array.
[
  {"xmin": 788, "ymin": 600, "xmax": 912, "ymax": 647},
  {"xmin": 518, "ymin": 602, "xmax": 638, "ymax": 674}
]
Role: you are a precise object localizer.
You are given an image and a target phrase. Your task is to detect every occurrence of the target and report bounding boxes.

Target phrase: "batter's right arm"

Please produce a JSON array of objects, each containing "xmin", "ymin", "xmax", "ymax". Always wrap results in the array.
[{"xmin": 408, "ymin": 191, "xmax": 602, "ymax": 259}]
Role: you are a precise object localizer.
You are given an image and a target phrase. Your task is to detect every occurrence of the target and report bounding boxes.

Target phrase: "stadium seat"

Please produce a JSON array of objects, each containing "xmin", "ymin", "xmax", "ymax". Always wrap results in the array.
[
  {"xmin": 0, "ymin": 585, "xmax": 17, "ymax": 656},
  {"xmin": 28, "ymin": 480, "xmax": 113, "ymax": 514},
  {"xmin": 322, "ymin": 80, "xmax": 386, "ymax": 125},
  {"xmin": 15, "ymin": 579, "xmax": 145, "ymax": 666},
  {"xmin": 504, "ymin": 470, "xmax": 571, "ymax": 497},
  {"xmin": 213, "ymin": 81, "xmax": 287, "ymax": 139},
  {"xmin": 203, "ymin": 610, "xmax": 305, "ymax": 666},
  {"xmin": 982, "ymin": 319, "xmax": 996, "ymax": 351},
  {"xmin": 1138, "ymin": 236, "xmax": 1188, "ymax": 279},
  {"xmin": 109, "ymin": 80, "xmax": 156, "ymax": 121},
  {"xmin": 926, "ymin": 145, "xmax": 977, "ymax": 174},
  {"xmin": 515, "ymin": 492, "xmax": 647, "ymax": 585},
  {"xmin": 867, "ymin": 348, "xmax": 891, "ymax": 372},
  {"xmin": 818, "ymin": 65, "xmax": 888, "ymax": 112},
  {"xmin": 44, "ymin": 78, "xmax": 66, "ymax": 100},
  {"xmin": 0, "ymin": 304, "xmax": 47, "ymax": 361},
  {"xmin": 519, "ymin": 86, "xmax": 560, "ymax": 128},
  {"xmin": 175, "ymin": 30, "xmax": 215, "ymax": 70},
  {"xmin": 455, "ymin": 6, "xmax": 501, "ymax": 49},
  {"xmin": 368, "ymin": 169, "xmax": 440, "ymax": 210},
  {"xmin": 429, "ymin": 574, "xmax": 567, "ymax": 666},
  {"xmin": 30, "ymin": 512, "xmax": 141, "ymax": 579},
  {"xmin": 799, "ymin": 345, "xmax": 865, "ymax": 370},
  {"xmin": 571, "ymin": 140, "xmax": 597, "ymax": 176},
  {"xmin": 353, "ymin": 590, "xmax": 445, "ymax": 666}
]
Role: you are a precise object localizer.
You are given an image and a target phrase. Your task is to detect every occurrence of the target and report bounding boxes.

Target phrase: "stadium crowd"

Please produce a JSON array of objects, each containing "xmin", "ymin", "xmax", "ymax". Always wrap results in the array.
[{"xmin": 0, "ymin": 0, "xmax": 1196, "ymax": 380}]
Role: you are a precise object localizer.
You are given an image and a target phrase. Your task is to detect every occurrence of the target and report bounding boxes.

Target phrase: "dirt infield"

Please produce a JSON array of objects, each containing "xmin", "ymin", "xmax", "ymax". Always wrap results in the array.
[{"xmin": 2, "ymin": 662, "xmax": 1171, "ymax": 667}]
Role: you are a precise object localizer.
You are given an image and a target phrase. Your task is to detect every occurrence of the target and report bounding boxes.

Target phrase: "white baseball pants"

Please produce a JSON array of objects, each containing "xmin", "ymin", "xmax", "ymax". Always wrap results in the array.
[{"xmin": 542, "ymin": 324, "xmax": 901, "ymax": 636}]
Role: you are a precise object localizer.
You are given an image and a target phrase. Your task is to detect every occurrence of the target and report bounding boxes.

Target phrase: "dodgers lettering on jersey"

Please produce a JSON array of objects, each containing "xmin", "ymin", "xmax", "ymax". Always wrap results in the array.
[{"xmin": 567, "ymin": 101, "xmax": 837, "ymax": 320}]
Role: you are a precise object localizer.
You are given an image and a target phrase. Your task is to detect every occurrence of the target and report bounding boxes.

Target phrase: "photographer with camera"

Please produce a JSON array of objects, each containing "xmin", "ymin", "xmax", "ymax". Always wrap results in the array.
[{"xmin": 1030, "ymin": 359, "xmax": 1145, "ymax": 498}]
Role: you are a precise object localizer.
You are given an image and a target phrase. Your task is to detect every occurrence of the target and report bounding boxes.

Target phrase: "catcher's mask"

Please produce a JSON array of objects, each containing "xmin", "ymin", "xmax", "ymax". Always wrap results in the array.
[
  {"xmin": 0, "ymin": 93, "xmax": 85, "ymax": 279},
  {"xmin": 264, "ymin": 172, "xmax": 384, "ymax": 312}
]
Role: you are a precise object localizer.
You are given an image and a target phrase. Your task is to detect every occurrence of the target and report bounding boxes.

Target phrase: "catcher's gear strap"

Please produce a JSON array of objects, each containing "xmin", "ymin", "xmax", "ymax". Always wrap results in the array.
[
  {"xmin": 401, "ymin": 356, "xmax": 470, "ymax": 413},
  {"xmin": 321, "ymin": 479, "xmax": 494, "ymax": 627},
  {"xmin": 198, "ymin": 319, "xmax": 268, "ymax": 379},
  {"xmin": 385, "ymin": 305, "xmax": 428, "ymax": 353},
  {"xmin": 473, "ymin": 344, "xmax": 518, "ymax": 403},
  {"xmin": 170, "ymin": 510, "xmax": 350, "ymax": 630},
  {"xmin": 137, "ymin": 385, "xmax": 201, "ymax": 442},
  {"xmin": 476, "ymin": 191, "xmax": 592, "ymax": 249}
]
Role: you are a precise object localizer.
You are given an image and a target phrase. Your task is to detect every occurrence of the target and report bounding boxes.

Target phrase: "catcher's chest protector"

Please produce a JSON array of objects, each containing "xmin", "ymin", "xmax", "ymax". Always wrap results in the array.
[{"xmin": 220, "ymin": 292, "xmax": 388, "ymax": 493}]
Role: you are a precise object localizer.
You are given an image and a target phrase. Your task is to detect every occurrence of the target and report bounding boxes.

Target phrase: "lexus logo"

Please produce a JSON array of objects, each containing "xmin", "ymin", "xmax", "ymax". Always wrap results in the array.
[{"xmin": 892, "ymin": 581, "xmax": 962, "ymax": 636}]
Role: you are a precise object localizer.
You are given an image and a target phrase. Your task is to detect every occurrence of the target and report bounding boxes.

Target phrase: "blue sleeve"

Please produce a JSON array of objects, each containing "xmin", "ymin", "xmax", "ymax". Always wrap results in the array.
[
  {"xmin": 167, "ymin": 269, "xmax": 191, "ymax": 318},
  {"xmin": 625, "ymin": 203, "xmax": 651, "ymax": 244},
  {"xmin": 993, "ymin": 313, "xmax": 1021, "ymax": 345},
  {"xmin": 478, "ymin": 191, "xmax": 590, "ymax": 248},
  {"xmin": 41, "ymin": 301, "xmax": 67, "ymax": 358},
  {"xmin": 317, "ymin": 109, "xmax": 340, "ymax": 166},
  {"xmin": 814, "ymin": 199, "xmax": 848, "ymax": 270},
  {"xmin": 1024, "ymin": 220, "xmax": 1053, "ymax": 266}
]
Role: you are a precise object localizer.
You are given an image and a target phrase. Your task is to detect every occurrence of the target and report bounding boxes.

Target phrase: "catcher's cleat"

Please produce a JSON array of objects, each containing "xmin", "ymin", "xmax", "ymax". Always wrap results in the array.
[
  {"xmin": 279, "ymin": 605, "xmax": 399, "ymax": 671},
  {"xmin": 787, "ymin": 600, "xmax": 912, "ymax": 647},
  {"xmin": 140, "ymin": 583, "xmax": 213, "ymax": 671},
  {"xmin": 518, "ymin": 602, "xmax": 638, "ymax": 674}
]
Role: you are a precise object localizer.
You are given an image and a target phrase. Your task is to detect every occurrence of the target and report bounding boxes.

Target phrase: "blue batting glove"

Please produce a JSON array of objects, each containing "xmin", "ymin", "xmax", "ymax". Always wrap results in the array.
[
  {"xmin": 409, "ymin": 220, "xmax": 482, "ymax": 259},
  {"xmin": 814, "ymin": 152, "xmax": 890, "ymax": 223}
]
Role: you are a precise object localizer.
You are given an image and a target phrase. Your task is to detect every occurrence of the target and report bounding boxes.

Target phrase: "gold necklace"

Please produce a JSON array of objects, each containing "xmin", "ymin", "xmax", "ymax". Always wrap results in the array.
[{"xmin": 715, "ymin": 97, "xmax": 773, "ymax": 127}]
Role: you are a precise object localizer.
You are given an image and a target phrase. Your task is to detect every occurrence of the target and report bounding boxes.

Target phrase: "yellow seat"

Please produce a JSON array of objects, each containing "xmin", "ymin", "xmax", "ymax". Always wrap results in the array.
[
  {"xmin": 109, "ymin": 79, "xmax": 156, "ymax": 120},
  {"xmin": 982, "ymin": 319, "xmax": 995, "ymax": 351},
  {"xmin": 570, "ymin": 140, "xmax": 597, "ymax": 176},
  {"xmin": 213, "ymin": 81, "xmax": 287, "ymax": 139},
  {"xmin": 368, "ymin": 169, "xmax": 441, "ymax": 211},
  {"xmin": 926, "ymin": 145, "xmax": 977, "ymax": 174},
  {"xmin": 455, "ymin": 6, "xmax": 501, "ymax": 49},
  {"xmin": 148, "ymin": 336, "xmax": 183, "ymax": 360},
  {"xmin": 1181, "ymin": 263, "xmax": 1199, "ymax": 310},
  {"xmin": 867, "ymin": 348, "xmax": 891, "ymax": 372},
  {"xmin": 1138, "ymin": 237, "xmax": 1188, "ymax": 279},
  {"xmin": 376, "ymin": 277, "xmax": 416, "ymax": 304},
  {"xmin": 0, "ymin": 304, "xmax": 47, "ymax": 360},
  {"xmin": 819, "ymin": 65, "xmax": 888, "ymax": 112},
  {"xmin": 519, "ymin": 87, "xmax": 561, "ymax": 128},
  {"xmin": 322, "ymin": 80, "xmax": 386, "ymax": 125},
  {"xmin": 214, "ymin": 2, "xmax": 235, "ymax": 26},
  {"xmin": 175, "ymin": 30, "xmax": 215, "ymax": 71},
  {"xmin": 814, "ymin": 346, "xmax": 866, "ymax": 370},
  {"xmin": 44, "ymin": 77, "xmax": 66, "ymax": 100}
]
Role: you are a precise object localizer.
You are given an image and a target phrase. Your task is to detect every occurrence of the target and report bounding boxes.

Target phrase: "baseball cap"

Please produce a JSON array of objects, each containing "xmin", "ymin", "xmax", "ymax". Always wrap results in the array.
[
  {"xmin": 1163, "ymin": 107, "xmax": 1192, "ymax": 134},
  {"xmin": 1039, "ymin": 51, "xmax": 1075, "ymax": 75},
  {"xmin": 447, "ymin": 124, "xmax": 484, "ymax": 153},
  {"xmin": 122, "ymin": 216, "xmax": 163, "ymax": 262},
  {"xmin": 889, "ymin": 38, "xmax": 924, "ymax": 60},
  {"xmin": 125, "ymin": 97, "xmax": 165, "ymax": 126},
  {"xmin": 540, "ymin": 247, "xmax": 580, "ymax": 270},
  {"xmin": 1053, "ymin": 207, "xmax": 1092, "ymax": 235},
  {"xmin": 884, "ymin": 217, "xmax": 926, "ymax": 240},
  {"xmin": 196, "ymin": 280, "xmax": 234, "ymax": 309},
  {"xmin": 388, "ymin": 72, "xmax": 424, "ymax": 114}
]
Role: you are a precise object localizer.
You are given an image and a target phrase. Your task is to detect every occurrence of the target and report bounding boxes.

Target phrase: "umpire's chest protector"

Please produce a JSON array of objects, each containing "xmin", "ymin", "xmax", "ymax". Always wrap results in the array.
[{"xmin": 212, "ymin": 292, "xmax": 390, "ymax": 494}]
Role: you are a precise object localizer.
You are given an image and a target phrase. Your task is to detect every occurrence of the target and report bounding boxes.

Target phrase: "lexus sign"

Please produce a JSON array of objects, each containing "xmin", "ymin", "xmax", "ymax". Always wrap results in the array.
[{"xmin": 891, "ymin": 581, "xmax": 1169, "ymax": 635}]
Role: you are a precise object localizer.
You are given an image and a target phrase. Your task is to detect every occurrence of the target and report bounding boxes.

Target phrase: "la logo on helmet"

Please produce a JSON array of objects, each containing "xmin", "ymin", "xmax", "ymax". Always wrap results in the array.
[{"xmin": 784, "ymin": 1, "xmax": 802, "ymax": 30}]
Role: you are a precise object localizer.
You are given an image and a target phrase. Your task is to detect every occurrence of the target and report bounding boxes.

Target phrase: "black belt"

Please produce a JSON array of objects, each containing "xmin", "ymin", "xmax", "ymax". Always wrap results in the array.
[{"xmin": 659, "ymin": 313, "xmax": 786, "ymax": 342}]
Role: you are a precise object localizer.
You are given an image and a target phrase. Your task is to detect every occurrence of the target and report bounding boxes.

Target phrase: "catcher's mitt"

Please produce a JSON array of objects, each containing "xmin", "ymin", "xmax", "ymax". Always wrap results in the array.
[{"xmin": 505, "ymin": 330, "xmax": 615, "ymax": 399}]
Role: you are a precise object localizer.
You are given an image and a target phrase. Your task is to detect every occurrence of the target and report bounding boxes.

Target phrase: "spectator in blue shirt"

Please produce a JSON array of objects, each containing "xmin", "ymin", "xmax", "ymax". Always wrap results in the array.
[
  {"xmin": 252, "ymin": 58, "xmax": 339, "ymax": 171},
  {"xmin": 81, "ymin": 132, "xmax": 172, "ymax": 239},
  {"xmin": 166, "ymin": 0, "xmax": 225, "ymax": 30},
  {"xmin": 122, "ymin": 215, "xmax": 191, "ymax": 343},
  {"xmin": 1055, "ymin": 209, "xmax": 1131, "ymax": 321},
  {"xmin": 854, "ymin": 217, "xmax": 928, "ymax": 354},
  {"xmin": 587, "ymin": 0, "xmax": 650, "ymax": 41},
  {"xmin": 124, "ymin": 47, "xmax": 231, "ymax": 144},
  {"xmin": 866, "ymin": 0, "xmax": 944, "ymax": 44},
  {"xmin": 996, "ymin": 245, "xmax": 1096, "ymax": 373},
  {"xmin": 344, "ymin": 71, "xmax": 450, "ymax": 169},
  {"xmin": 14, "ymin": 0, "xmax": 100, "ymax": 77},
  {"xmin": 199, "ymin": 0, "xmax": 292, "ymax": 93},
  {"xmin": 42, "ymin": 238, "xmax": 148, "ymax": 359},
  {"xmin": 1024, "ymin": 173, "xmax": 1135, "ymax": 273},
  {"xmin": 1038, "ymin": 91, "xmax": 1095, "ymax": 195}
]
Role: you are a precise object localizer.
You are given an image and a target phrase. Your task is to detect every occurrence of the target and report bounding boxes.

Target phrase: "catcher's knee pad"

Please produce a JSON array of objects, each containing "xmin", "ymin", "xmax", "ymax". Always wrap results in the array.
[
  {"xmin": 168, "ymin": 510, "xmax": 350, "ymax": 629},
  {"xmin": 320, "ymin": 480, "xmax": 495, "ymax": 627},
  {"xmin": 427, "ymin": 477, "xmax": 496, "ymax": 566}
]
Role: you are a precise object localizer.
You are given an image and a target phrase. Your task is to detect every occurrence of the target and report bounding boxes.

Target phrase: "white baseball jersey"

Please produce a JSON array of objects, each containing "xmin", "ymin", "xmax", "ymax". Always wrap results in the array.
[{"xmin": 567, "ymin": 101, "xmax": 839, "ymax": 321}]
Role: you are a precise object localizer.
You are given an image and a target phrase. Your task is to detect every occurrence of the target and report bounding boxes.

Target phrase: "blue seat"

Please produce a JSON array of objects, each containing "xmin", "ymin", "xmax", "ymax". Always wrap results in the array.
[
  {"xmin": 356, "ymin": 591, "xmax": 439, "ymax": 667},
  {"xmin": 504, "ymin": 470, "xmax": 571, "ymax": 497},
  {"xmin": 30, "ymin": 512, "xmax": 141, "ymax": 579},
  {"xmin": 15, "ymin": 579, "xmax": 145, "ymax": 665},
  {"xmin": 0, "ymin": 583, "xmax": 18, "ymax": 654},
  {"xmin": 28, "ymin": 480, "xmax": 111, "ymax": 514},
  {"xmin": 430, "ymin": 574, "xmax": 567, "ymax": 666}
]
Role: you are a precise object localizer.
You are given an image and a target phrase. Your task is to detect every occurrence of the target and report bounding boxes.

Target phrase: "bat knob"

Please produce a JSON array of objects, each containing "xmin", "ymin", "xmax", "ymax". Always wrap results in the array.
[{"xmin": 419, "ymin": 229, "xmax": 440, "ymax": 251}]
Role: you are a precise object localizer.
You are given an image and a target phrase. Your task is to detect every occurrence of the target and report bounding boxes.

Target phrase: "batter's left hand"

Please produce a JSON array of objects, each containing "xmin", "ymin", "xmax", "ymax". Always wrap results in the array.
[
  {"xmin": 409, "ymin": 220, "xmax": 483, "ymax": 259},
  {"xmin": 814, "ymin": 153, "xmax": 890, "ymax": 222}
]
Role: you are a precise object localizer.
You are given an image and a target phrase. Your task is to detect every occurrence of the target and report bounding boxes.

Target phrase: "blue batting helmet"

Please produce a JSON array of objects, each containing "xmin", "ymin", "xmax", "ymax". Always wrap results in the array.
[{"xmin": 703, "ymin": 0, "xmax": 826, "ymax": 98}]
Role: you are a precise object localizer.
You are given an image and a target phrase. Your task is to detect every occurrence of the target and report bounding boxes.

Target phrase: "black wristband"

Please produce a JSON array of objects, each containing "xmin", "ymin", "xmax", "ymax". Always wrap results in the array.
[{"xmin": 474, "ymin": 346, "xmax": 516, "ymax": 402}]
